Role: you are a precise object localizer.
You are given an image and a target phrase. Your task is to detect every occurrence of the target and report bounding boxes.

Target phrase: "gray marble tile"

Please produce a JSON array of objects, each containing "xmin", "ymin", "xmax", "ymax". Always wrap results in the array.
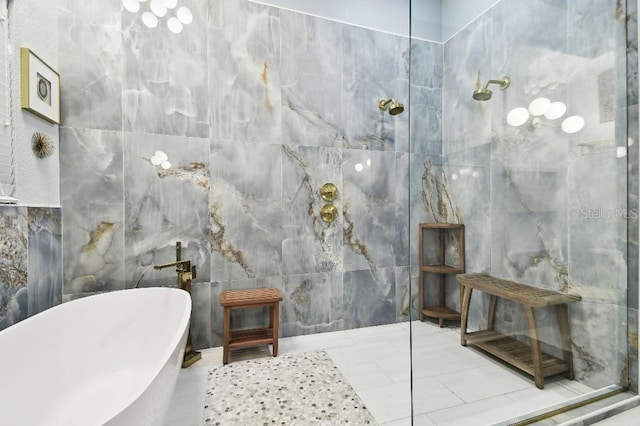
[
  {"xmin": 342, "ymin": 25, "xmax": 403, "ymax": 151},
  {"xmin": 343, "ymin": 149, "xmax": 398, "ymax": 271},
  {"xmin": 628, "ymin": 308, "xmax": 639, "ymax": 392},
  {"xmin": 443, "ymin": 144, "xmax": 491, "ymax": 273},
  {"xmin": 628, "ymin": 105, "xmax": 639, "ymax": 312},
  {"xmin": 343, "ymin": 268, "xmax": 396, "ymax": 329},
  {"xmin": 208, "ymin": 0, "xmax": 281, "ymax": 143},
  {"xmin": 409, "ymin": 39, "xmax": 442, "ymax": 155},
  {"xmin": 568, "ymin": 0, "xmax": 617, "ymax": 59},
  {"xmin": 280, "ymin": 11, "xmax": 345, "ymax": 149},
  {"xmin": 59, "ymin": 128, "xmax": 125, "ymax": 295},
  {"xmin": 490, "ymin": 159, "xmax": 569, "ymax": 288},
  {"xmin": 123, "ymin": 132, "xmax": 210, "ymax": 288},
  {"xmin": 395, "ymin": 266, "xmax": 417, "ymax": 322},
  {"xmin": 569, "ymin": 301, "xmax": 628, "ymax": 389},
  {"xmin": 209, "ymin": 143, "xmax": 282, "ymax": 281},
  {"xmin": 568, "ymin": 135, "xmax": 626, "ymax": 305},
  {"xmin": 27, "ymin": 207, "xmax": 63, "ymax": 317},
  {"xmin": 442, "ymin": 12, "xmax": 492, "ymax": 156},
  {"xmin": 282, "ymin": 272, "xmax": 343, "ymax": 337},
  {"xmin": 0, "ymin": 207, "xmax": 28, "ymax": 330},
  {"xmin": 281, "ymin": 145, "xmax": 342, "ymax": 275},
  {"xmin": 408, "ymin": 154, "xmax": 462, "ymax": 269},
  {"xmin": 191, "ymin": 281, "xmax": 212, "ymax": 350},
  {"xmin": 395, "ymin": 153, "xmax": 410, "ymax": 267},
  {"xmin": 58, "ymin": 0, "xmax": 122, "ymax": 130},
  {"xmin": 122, "ymin": 0, "xmax": 209, "ymax": 137},
  {"xmin": 625, "ymin": 0, "xmax": 638, "ymax": 108}
]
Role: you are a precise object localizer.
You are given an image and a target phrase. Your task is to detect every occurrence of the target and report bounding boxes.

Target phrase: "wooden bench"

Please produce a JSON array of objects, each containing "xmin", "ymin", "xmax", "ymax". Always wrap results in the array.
[
  {"xmin": 220, "ymin": 288, "xmax": 283, "ymax": 365},
  {"xmin": 457, "ymin": 273, "xmax": 581, "ymax": 389}
]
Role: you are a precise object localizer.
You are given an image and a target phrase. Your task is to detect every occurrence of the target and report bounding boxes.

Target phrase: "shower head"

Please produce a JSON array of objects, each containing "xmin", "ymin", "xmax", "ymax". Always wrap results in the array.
[
  {"xmin": 379, "ymin": 98, "xmax": 405, "ymax": 115},
  {"xmin": 472, "ymin": 76, "xmax": 511, "ymax": 101}
]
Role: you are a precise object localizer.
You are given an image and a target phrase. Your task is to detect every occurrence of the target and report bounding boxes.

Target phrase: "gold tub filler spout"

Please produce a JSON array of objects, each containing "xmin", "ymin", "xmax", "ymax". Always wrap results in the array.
[{"xmin": 154, "ymin": 242, "xmax": 201, "ymax": 368}]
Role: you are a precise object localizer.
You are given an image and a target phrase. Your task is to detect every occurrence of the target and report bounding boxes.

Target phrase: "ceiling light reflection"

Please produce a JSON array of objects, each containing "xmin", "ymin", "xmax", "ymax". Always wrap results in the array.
[
  {"xmin": 561, "ymin": 115, "xmax": 585, "ymax": 134},
  {"xmin": 177, "ymin": 6, "xmax": 193, "ymax": 24},
  {"xmin": 150, "ymin": 0, "xmax": 168, "ymax": 17},
  {"xmin": 142, "ymin": 11, "xmax": 159, "ymax": 28},
  {"xmin": 528, "ymin": 97, "xmax": 551, "ymax": 116},
  {"xmin": 506, "ymin": 107, "xmax": 530, "ymax": 127},
  {"xmin": 167, "ymin": 17, "xmax": 183, "ymax": 33},
  {"xmin": 544, "ymin": 101, "xmax": 566, "ymax": 120},
  {"xmin": 123, "ymin": 0, "xmax": 141, "ymax": 13}
]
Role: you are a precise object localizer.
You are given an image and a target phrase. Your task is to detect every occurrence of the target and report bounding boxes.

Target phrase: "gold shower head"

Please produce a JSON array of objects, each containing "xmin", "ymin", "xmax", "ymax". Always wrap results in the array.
[
  {"xmin": 378, "ymin": 98, "xmax": 405, "ymax": 115},
  {"xmin": 472, "ymin": 76, "xmax": 511, "ymax": 101}
]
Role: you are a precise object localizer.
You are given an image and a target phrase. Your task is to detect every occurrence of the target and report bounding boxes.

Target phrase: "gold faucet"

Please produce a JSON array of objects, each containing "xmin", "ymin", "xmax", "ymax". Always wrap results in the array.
[
  {"xmin": 153, "ymin": 242, "xmax": 201, "ymax": 368},
  {"xmin": 154, "ymin": 242, "xmax": 197, "ymax": 290}
]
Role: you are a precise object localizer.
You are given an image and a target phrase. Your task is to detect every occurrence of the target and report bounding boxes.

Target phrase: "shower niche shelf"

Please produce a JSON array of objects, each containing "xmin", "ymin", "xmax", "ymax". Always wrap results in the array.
[{"xmin": 418, "ymin": 223, "xmax": 465, "ymax": 327}]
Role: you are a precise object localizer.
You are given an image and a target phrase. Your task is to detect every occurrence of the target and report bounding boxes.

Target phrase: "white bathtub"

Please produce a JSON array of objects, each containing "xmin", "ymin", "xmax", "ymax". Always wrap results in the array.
[{"xmin": 0, "ymin": 287, "xmax": 191, "ymax": 426}]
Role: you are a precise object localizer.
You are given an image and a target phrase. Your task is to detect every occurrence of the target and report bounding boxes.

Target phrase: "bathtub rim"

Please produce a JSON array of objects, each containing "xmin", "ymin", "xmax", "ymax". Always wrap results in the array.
[{"xmin": 0, "ymin": 286, "xmax": 192, "ymax": 426}]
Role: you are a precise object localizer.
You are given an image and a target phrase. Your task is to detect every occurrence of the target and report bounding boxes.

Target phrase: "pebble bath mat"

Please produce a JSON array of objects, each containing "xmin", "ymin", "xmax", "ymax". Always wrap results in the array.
[{"xmin": 203, "ymin": 350, "xmax": 376, "ymax": 425}]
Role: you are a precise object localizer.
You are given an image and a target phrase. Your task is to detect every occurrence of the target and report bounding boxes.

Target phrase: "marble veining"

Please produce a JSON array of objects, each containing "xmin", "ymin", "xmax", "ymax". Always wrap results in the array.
[
  {"xmin": 282, "ymin": 145, "xmax": 342, "ymax": 275},
  {"xmin": 50, "ymin": 0, "xmax": 634, "ymax": 391},
  {"xmin": 27, "ymin": 208, "xmax": 63, "ymax": 317},
  {"xmin": 421, "ymin": 159, "xmax": 461, "ymax": 224},
  {"xmin": 0, "ymin": 207, "xmax": 28, "ymax": 329}
]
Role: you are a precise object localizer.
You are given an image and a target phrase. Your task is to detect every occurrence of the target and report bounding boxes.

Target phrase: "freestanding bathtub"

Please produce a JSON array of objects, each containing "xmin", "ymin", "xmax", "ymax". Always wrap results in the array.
[{"xmin": 0, "ymin": 287, "xmax": 191, "ymax": 426}]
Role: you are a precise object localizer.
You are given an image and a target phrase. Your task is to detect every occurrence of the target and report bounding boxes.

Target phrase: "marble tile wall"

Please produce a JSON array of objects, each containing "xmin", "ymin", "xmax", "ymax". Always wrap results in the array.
[
  {"xmin": 0, "ymin": 206, "xmax": 62, "ymax": 331},
  {"xmin": 439, "ymin": 0, "xmax": 634, "ymax": 389},
  {"xmin": 52, "ymin": 0, "xmax": 635, "ymax": 391},
  {"xmin": 57, "ymin": 0, "xmax": 439, "ymax": 349}
]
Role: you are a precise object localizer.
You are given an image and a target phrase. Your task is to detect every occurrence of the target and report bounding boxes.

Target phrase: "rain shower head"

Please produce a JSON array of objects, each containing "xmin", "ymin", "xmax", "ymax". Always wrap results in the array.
[
  {"xmin": 472, "ymin": 76, "xmax": 511, "ymax": 101},
  {"xmin": 379, "ymin": 98, "xmax": 405, "ymax": 115}
]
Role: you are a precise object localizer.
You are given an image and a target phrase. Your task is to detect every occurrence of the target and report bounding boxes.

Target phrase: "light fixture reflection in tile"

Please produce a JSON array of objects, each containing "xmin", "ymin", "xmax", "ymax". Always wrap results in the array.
[
  {"xmin": 123, "ymin": 0, "xmax": 141, "ymax": 13},
  {"xmin": 528, "ymin": 97, "xmax": 551, "ymax": 116},
  {"xmin": 451, "ymin": 173, "xmax": 458, "ymax": 181},
  {"xmin": 161, "ymin": 161, "xmax": 172, "ymax": 170},
  {"xmin": 544, "ymin": 101, "xmax": 566, "ymax": 120},
  {"xmin": 177, "ymin": 6, "xmax": 193, "ymax": 24},
  {"xmin": 167, "ymin": 17, "xmax": 183, "ymax": 33},
  {"xmin": 506, "ymin": 107, "xmax": 530, "ymax": 127},
  {"xmin": 155, "ymin": 150, "xmax": 168, "ymax": 162},
  {"xmin": 150, "ymin": 155, "xmax": 162, "ymax": 166},
  {"xmin": 142, "ymin": 11, "xmax": 159, "ymax": 28},
  {"xmin": 355, "ymin": 163, "xmax": 364, "ymax": 172},
  {"xmin": 162, "ymin": 0, "xmax": 178, "ymax": 8},
  {"xmin": 616, "ymin": 147, "xmax": 627, "ymax": 158},
  {"xmin": 150, "ymin": 0, "xmax": 168, "ymax": 17},
  {"xmin": 561, "ymin": 115, "xmax": 585, "ymax": 134}
]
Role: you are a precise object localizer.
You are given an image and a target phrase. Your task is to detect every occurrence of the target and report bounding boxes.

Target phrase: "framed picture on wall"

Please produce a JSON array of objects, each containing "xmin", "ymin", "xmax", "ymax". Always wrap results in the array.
[{"xmin": 20, "ymin": 47, "xmax": 60, "ymax": 125}]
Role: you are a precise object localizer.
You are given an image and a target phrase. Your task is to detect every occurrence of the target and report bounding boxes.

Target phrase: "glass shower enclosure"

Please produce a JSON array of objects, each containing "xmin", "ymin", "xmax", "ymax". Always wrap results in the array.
[{"xmin": 409, "ymin": 0, "xmax": 637, "ymax": 423}]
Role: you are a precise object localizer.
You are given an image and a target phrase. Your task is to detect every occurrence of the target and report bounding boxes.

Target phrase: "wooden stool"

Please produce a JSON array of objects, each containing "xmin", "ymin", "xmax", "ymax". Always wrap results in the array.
[{"xmin": 220, "ymin": 288, "xmax": 283, "ymax": 365}]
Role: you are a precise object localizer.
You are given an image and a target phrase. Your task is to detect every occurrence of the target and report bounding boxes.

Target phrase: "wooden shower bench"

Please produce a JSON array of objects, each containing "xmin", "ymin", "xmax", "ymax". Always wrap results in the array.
[
  {"xmin": 457, "ymin": 273, "xmax": 581, "ymax": 389},
  {"xmin": 221, "ymin": 288, "xmax": 283, "ymax": 364}
]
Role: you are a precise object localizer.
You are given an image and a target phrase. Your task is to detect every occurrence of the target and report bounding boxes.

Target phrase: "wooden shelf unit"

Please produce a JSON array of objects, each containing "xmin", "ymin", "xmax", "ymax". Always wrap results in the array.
[{"xmin": 418, "ymin": 223, "xmax": 465, "ymax": 327}]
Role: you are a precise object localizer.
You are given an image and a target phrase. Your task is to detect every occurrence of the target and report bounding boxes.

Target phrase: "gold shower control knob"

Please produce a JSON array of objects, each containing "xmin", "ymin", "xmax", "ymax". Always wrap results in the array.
[
  {"xmin": 320, "ymin": 204, "xmax": 338, "ymax": 223},
  {"xmin": 320, "ymin": 183, "xmax": 338, "ymax": 201}
]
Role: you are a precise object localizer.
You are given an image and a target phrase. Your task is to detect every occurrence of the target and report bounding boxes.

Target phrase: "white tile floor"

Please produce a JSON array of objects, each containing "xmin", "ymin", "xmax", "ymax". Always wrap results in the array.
[{"xmin": 164, "ymin": 321, "xmax": 603, "ymax": 426}]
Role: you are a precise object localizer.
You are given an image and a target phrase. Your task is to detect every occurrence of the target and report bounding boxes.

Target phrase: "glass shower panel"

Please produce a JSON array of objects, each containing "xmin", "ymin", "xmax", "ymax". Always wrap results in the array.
[{"xmin": 409, "ymin": 0, "xmax": 632, "ymax": 423}]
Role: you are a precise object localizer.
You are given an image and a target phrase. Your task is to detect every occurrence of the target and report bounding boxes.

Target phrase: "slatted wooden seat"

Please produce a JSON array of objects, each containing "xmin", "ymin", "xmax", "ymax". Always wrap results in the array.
[
  {"xmin": 457, "ymin": 273, "xmax": 581, "ymax": 389},
  {"xmin": 220, "ymin": 288, "xmax": 283, "ymax": 365}
]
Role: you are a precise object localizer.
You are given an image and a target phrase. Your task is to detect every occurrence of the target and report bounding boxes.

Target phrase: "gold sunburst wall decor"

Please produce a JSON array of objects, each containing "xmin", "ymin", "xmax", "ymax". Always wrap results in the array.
[{"xmin": 31, "ymin": 132, "xmax": 55, "ymax": 158}]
